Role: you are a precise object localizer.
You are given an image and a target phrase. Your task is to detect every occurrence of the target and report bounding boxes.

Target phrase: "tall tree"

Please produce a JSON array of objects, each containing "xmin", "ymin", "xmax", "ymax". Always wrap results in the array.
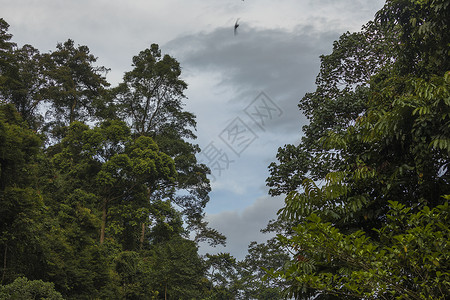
[
  {"xmin": 114, "ymin": 43, "xmax": 193, "ymax": 137},
  {"xmin": 0, "ymin": 20, "xmax": 44, "ymax": 128},
  {"xmin": 40, "ymin": 39, "xmax": 109, "ymax": 134},
  {"xmin": 267, "ymin": 0, "xmax": 450, "ymax": 298},
  {"xmin": 0, "ymin": 19, "xmax": 16, "ymax": 94},
  {"xmin": 149, "ymin": 237, "xmax": 207, "ymax": 300},
  {"xmin": 266, "ymin": 20, "xmax": 393, "ymax": 197},
  {"xmin": 114, "ymin": 44, "xmax": 224, "ymax": 247},
  {"xmin": 51, "ymin": 120, "xmax": 177, "ymax": 248},
  {"xmin": 239, "ymin": 240, "xmax": 291, "ymax": 300},
  {"xmin": 0, "ymin": 104, "xmax": 48, "ymax": 284},
  {"xmin": 0, "ymin": 19, "xmax": 14, "ymax": 52},
  {"xmin": 204, "ymin": 252, "xmax": 241, "ymax": 299},
  {"xmin": 2, "ymin": 44, "xmax": 45, "ymax": 128}
]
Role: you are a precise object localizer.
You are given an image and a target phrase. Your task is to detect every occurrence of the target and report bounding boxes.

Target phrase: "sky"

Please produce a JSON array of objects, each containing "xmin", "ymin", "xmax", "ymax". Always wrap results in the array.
[{"xmin": 2, "ymin": 0, "xmax": 386, "ymax": 260}]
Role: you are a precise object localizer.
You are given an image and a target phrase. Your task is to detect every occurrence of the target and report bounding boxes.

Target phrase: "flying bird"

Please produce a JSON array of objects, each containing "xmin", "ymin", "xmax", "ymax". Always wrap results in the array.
[{"xmin": 234, "ymin": 18, "xmax": 240, "ymax": 35}]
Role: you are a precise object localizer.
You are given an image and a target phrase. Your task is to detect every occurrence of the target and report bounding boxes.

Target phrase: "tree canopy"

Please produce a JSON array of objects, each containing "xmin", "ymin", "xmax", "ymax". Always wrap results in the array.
[
  {"xmin": 0, "ymin": 17, "xmax": 228, "ymax": 299},
  {"xmin": 266, "ymin": 0, "xmax": 450, "ymax": 298},
  {"xmin": 1, "ymin": 0, "xmax": 450, "ymax": 298}
]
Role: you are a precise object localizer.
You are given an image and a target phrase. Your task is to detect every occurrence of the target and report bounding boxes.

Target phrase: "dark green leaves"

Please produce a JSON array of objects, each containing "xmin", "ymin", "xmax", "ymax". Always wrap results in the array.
[
  {"xmin": 114, "ymin": 43, "xmax": 192, "ymax": 138},
  {"xmin": 267, "ymin": 1, "xmax": 450, "ymax": 298},
  {"xmin": 273, "ymin": 202, "xmax": 450, "ymax": 299},
  {"xmin": 0, "ymin": 18, "xmax": 219, "ymax": 299}
]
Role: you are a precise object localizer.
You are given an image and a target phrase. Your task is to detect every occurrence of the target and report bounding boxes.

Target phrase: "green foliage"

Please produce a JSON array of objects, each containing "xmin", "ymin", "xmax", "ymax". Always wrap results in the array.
[
  {"xmin": 267, "ymin": 0, "xmax": 450, "ymax": 298},
  {"xmin": 0, "ymin": 18, "xmax": 15, "ymax": 53},
  {"xmin": 0, "ymin": 18, "xmax": 17, "ymax": 104},
  {"xmin": 203, "ymin": 240, "xmax": 291, "ymax": 300},
  {"xmin": 113, "ymin": 43, "xmax": 192, "ymax": 137},
  {"xmin": 376, "ymin": 0, "xmax": 450, "ymax": 76},
  {"xmin": 0, "ymin": 104, "xmax": 41, "ymax": 188},
  {"xmin": 50, "ymin": 120, "xmax": 179, "ymax": 249},
  {"xmin": 239, "ymin": 240, "xmax": 291, "ymax": 300},
  {"xmin": 149, "ymin": 237, "xmax": 207, "ymax": 299},
  {"xmin": 204, "ymin": 252, "xmax": 241, "ymax": 299},
  {"xmin": 40, "ymin": 39, "xmax": 110, "ymax": 127},
  {"xmin": 270, "ymin": 202, "xmax": 450, "ymax": 299},
  {"xmin": 0, "ymin": 16, "xmax": 221, "ymax": 300},
  {"xmin": 0, "ymin": 277, "xmax": 63, "ymax": 300},
  {"xmin": 0, "ymin": 43, "xmax": 44, "ymax": 128},
  {"xmin": 113, "ymin": 44, "xmax": 222, "ymax": 247},
  {"xmin": 113, "ymin": 251, "xmax": 158, "ymax": 299},
  {"xmin": 0, "ymin": 104, "xmax": 46, "ymax": 284}
]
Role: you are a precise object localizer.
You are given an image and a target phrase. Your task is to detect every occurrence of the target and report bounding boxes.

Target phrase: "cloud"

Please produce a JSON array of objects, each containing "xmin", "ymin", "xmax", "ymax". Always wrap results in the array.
[
  {"xmin": 4, "ymin": 0, "xmax": 385, "ymax": 91},
  {"xmin": 199, "ymin": 194, "xmax": 285, "ymax": 260},
  {"xmin": 165, "ymin": 23, "xmax": 340, "ymax": 144},
  {"xmin": 164, "ymin": 25, "xmax": 338, "ymax": 204}
]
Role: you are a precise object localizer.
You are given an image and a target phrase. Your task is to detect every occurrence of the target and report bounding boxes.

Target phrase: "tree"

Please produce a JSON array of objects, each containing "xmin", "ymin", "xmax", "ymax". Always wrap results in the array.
[
  {"xmin": 0, "ymin": 104, "xmax": 116, "ymax": 299},
  {"xmin": 0, "ymin": 20, "xmax": 45, "ymax": 128},
  {"xmin": 149, "ymin": 237, "xmax": 207, "ymax": 300},
  {"xmin": 202, "ymin": 241, "xmax": 291, "ymax": 300},
  {"xmin": 99, "ymin": 134, "xmax": 177, "ymax": 248},
  {"xmin": 239, "ymin": 240, "xmax": 291, "ymax": 300},
  {"xmin": 0, "ymin": 18, "xmax": 16, "ymax": 95},
  {"xmin": 40, "ymin": 39, "xmax": 110, "ymax": 134},
  {"xmin": 114, "ymin": 44, "xmax": 224, "ymax": 247},
  {"xmin": 0, "ymin": 277, "xmax": 63, "ymax": 300},
  {"xmin": 204, "ymin": 252, "xmax": 241, "ymax": 299},
  {"xmin": 270, "ymin": 202, "xmax": 450, "ymax": 299},
  {"xmin": 0, "ymin": 104, "xmax": 43, "ymax": 283},
  {"xmin": 114, "ymin": 251, "xmax": 158, "ymax": 299},
  {"xmin": 114, "ymin": 43, "xmax": 192, "ymax": 137},
  {"xmin": 0, "ymin": 104, "xmax": 41, "ymax": 189},
  {"xmin": 266, "ymin": 19, "xmax": 392, "ymax": 197},
  {"xmin": 0, "ymin": 19, "xmax": 14, "ymax": 52},
  {"xmin": 0, "ymin": 44, "xmax": 45, "ymax": 128},
  {"xmin": 267, "ymin": 0, "xmax": 450, "ymax": 298},
  {"xmin": 0, "ymin": 20, "xmax": 225, "ymax": 298},
  {"xmin": 51, "ymin": 120, "xmax": 177, "ymax": 248}
]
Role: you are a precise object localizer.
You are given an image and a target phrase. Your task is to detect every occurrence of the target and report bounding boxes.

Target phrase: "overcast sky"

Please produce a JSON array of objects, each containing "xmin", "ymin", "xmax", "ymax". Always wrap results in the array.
[{"xmin": 2, "ymin": 0, "xmax": 386, "ymax": 259}]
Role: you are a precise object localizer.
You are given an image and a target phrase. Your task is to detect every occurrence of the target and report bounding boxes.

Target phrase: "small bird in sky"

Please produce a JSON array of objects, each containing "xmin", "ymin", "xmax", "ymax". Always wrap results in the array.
[{"xmin": 234, "ymin": 18, "xmax": 240, "ymax": 35}]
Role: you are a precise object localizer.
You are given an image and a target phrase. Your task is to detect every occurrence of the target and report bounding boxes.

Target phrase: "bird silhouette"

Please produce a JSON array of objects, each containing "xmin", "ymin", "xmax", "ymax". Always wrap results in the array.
[{"xmin": 234, "ymin": 18, "xmax": 240, "ymax": 35}]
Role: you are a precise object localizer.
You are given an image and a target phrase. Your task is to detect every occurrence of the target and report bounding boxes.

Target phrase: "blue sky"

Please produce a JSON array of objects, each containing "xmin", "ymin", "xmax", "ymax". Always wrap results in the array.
[{"xmin": 2, "ymin": 0, "xmax": 386, "ymax": 259}]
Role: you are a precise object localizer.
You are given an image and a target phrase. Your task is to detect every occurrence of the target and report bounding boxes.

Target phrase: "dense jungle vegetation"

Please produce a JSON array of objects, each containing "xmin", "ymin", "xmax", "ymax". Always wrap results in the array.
[{"xmin": 1, "ymin": 0, "xmax": 449, "ymax": 299}]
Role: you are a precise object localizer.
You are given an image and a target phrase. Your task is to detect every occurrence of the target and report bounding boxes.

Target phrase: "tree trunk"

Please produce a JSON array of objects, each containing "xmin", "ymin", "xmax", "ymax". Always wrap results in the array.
[
  {"xmin": 165, "ymin": 282, "xmax": 167, "ymax": 300},
  {"xmin": 70, "ymin": 97, "xmax": 77, "ymax": 124},
  {"xmin": 140, "ymin": 187, "xmax": 152, "ymax": 249},
  {"xmin": 140, "ymin": 222, "xmax": 146, "ymax": 250},
  {"xmin": 100, "ymin": 199, "xmax": 107, "ymax": 244},
  {"xmin": 1, "ymin": 243, "xmax": 7, "ymax": 284}
]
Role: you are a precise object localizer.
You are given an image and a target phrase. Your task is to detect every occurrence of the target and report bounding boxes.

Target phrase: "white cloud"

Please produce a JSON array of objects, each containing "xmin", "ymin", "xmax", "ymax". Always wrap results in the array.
[
  {"xmin": 199, "ymin": 194, "xmax": 285, "ymax": 260},
  {"xmin": 166, "ymin": 24, "xmax": 333, "ymax": 211}
]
